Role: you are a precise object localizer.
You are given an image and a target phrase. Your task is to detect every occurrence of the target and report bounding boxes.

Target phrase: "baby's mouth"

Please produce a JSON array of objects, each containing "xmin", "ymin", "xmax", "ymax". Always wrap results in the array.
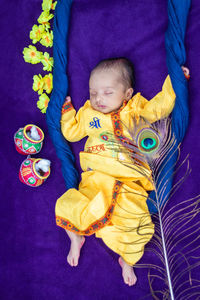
[{"xmin": 97, "ymin": 104, "xmax": 107, "ymax": 108}]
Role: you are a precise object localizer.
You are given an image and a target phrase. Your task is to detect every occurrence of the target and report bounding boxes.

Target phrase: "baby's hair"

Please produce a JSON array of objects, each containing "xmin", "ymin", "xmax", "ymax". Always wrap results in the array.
[{"xmin": 91, "ymin": 57, "xmax": 135, "ymax": 89}]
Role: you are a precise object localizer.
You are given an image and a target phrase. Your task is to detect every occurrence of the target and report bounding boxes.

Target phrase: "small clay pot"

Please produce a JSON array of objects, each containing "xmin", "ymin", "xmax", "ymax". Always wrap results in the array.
[
  {"xmin": 14, "ymin": 124, "xmax": 44, "ymax": 155},
  {"xmin": 19, "ymin": 157, "xmax": 50, "ymax": 187}
]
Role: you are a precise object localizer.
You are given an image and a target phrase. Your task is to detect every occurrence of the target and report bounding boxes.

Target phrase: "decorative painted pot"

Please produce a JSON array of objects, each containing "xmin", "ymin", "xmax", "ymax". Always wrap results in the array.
[
  {"xmin": 14, "ymin": 124, "xmax": 44, "ymax": 155},
  {"xmin": 19, "ymin": 158, "xmax": 50, "ymax": 187}
]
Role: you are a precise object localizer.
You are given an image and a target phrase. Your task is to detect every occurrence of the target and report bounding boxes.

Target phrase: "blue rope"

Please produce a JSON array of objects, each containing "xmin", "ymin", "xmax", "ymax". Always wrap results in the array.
[
  {"xmin": 147, "ymin": 0, "xmax": 191, "ymax": 213},
  {"xmin": 46, "ymin": 0, "xmax": 79, "ymax": 190}
]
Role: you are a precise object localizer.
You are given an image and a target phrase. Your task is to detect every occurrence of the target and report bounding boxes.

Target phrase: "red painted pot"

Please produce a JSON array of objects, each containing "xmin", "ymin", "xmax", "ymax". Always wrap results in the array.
[
  {"xmin": 14, "ymin": 124, "xmax": 44, "ymax": 155},
  {"xmin": 19, "ymin": 158, "xmax": 50, "ymax": 187}
]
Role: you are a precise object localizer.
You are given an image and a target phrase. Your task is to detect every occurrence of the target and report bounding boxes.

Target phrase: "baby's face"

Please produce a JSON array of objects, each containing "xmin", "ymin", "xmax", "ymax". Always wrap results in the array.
[{"xmin": 89, "ymin": 69, "xmax": 133, "ymax": 113}]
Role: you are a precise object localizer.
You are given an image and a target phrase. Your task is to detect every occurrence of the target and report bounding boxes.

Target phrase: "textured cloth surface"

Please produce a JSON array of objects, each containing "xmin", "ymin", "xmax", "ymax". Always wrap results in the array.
[
  {"xmin": 56, "ymin": 171, "xmax": 154, "ymax": 266},
  {"xmin": 1, "ymin": 0, "xmax": 200, "ymax": 299}
]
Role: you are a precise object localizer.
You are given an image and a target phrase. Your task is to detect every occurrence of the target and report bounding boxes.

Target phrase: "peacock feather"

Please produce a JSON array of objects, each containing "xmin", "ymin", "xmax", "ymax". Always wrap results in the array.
[{"xmin": 110, "ymin": 116, "xmax": 200, "ymax": 299}]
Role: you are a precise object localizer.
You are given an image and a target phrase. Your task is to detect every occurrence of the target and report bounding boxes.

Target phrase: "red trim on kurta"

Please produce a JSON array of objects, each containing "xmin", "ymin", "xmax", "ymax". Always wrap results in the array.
[
  {"xmin": 61, "ymin": 100, "xmax": 73, "ymax": 114},
  {"xmin": 55, "ymin": 180, "xmax": 123, "ymax": 235},
  {"xmin": 111, "ymin": 99, "xmax": 142, "ymax": 165},
  {"xmin": 110, "ymin": 100, "xmax": 127, "ymax": 142}
]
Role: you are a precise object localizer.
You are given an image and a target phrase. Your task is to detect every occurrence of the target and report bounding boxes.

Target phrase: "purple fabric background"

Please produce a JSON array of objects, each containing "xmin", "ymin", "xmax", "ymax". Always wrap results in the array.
[{"xmin": 1, "ymin": 0, "xmax": 200, "ymax": 299}]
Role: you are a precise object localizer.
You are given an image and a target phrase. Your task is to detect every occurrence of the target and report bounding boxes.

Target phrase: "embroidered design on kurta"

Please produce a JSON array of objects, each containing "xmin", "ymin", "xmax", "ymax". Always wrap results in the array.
[
  {"xmin": 55, "ymin": 180, "xmax": 123, "ymax": 235},
  {"xmin": 111, "ymin": 100, "xmax": 128, "ymax": 142},
  {"xmin": 111, "ymin": 100, "xmax": 142, "ymax": 164},
  {"xmin": 86, "ymin": 143, "xmax": 105, "ymax": 153},
  {"xmin": 89, "ymin": 117, "xmax": 101, "ymax": 129},
  {"xmin": 100, "ymin": 134, "xmax": 109, "ymax": 141},
  {"xmin": 61, "ymin": 100, "xmax": 73, "ymax": 114}
]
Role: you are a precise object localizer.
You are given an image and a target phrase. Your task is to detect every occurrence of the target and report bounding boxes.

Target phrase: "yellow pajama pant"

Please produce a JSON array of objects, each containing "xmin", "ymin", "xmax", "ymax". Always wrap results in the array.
[{"xmin": 55, "ymin": 170, "xmax": 154, "ymax": 266}]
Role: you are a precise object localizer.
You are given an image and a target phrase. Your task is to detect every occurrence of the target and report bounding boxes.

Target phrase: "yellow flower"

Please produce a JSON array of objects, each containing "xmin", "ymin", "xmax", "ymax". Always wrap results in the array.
[
  {"xmin": 41, "ymin": 52, "xmax": 54, "ymax": 71},
  {"xmin": 38, "ymin": 11, "xmax": 54, "ymax": 28},
  {"xmin": 30, "ymin": 25, "xmax": 45, "ymax": 44},
  {"xmin": 42, "ymin": 0, "xmax": 53, "ymax": 11},
  {"xmin": 33, "ymin": 74, "xmax": 44, "ymax": 95},
  {"xmin": 43, "ymin": 73, "xmax": 53, "ymax": 94},
  {"xmin": 42, "ymin": 0, "xmax": 57, "ymax": 11},
  {"xmin": 37, "ymin": 93, "xmax": 50, "ymax": 113},
  {"xmin": 40, "ymin": 30, "xmax": 53, "ymax": 48},
  {"xmin": 23, "ymin": 45, "xmax": 42, "ymax": 64},
  {"xmin": 51, "ymin": 1, "xmax": 57, "ymax": 10}
]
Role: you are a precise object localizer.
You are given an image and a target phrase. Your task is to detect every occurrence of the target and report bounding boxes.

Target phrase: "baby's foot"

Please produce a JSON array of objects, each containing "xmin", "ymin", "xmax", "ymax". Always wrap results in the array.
[
  {"xmin": 118, "ymin": 257, "xmax": 137, "ymax": 286},
  {"xmin": 67, "ymin": 235, "xmax": 85, "ymax": 267}
]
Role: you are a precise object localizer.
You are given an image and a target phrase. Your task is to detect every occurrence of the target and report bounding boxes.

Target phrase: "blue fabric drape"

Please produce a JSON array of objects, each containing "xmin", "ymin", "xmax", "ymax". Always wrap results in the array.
[
  {"xmin": 147, "ymin": 0, "xmax": 191, "ymax": 213},
  {"xmin": 46, "ymin": 0, "xmax": 79, "ymax": 190}
]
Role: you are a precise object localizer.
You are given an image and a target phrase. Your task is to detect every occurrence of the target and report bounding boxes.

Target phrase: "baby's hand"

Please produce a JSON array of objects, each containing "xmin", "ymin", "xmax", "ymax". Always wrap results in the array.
[
  {"xmin": 65, "ymin": 96, "xmax": 71, "ymax": 103},
  {"xmin": 181, "ymin": 66, "xmax": 190, "ymax": 80}
]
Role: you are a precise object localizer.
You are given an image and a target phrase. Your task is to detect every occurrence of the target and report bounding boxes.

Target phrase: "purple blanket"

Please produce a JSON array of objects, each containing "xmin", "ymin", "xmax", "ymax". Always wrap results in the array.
[{"xmin": 1, "ymin": 0, "xmax": 200, "ymax": 298}]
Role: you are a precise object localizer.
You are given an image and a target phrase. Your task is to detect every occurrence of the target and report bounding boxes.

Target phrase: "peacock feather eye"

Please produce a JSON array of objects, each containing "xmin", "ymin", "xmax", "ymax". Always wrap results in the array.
[{"xmin": 136, "ymin": 128, "xmax": 160, "ymax": 154}]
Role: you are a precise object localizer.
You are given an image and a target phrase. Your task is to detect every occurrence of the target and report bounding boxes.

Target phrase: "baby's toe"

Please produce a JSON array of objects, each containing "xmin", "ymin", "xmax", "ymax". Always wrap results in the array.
[
  {"xmin": 67, "ymin": 254, "xmax": 73, "ymax": 266},
  {"xmin": 125, "ymin": 279, "xmax": 129, "ymax": 285},
  {"xmin": 124, "ymin": 274, "xmax": 129, "ymax": 285},
  {"xmin": 67, "ymin": 256, "xmax": 71, "ymax": 265},
  {"xmin": 131, "ymin": 275, "xmax": 137, "ymax": 286},
  {"xmin": 129, "ymin": 278, "xmax": 134, "ymax": 286},
  {"xmin": 73, "ymin": 258, "xmax": 78, "ymax": 267},
  {"xmin": 128, "ymin": 277, "xmax": 132, "ymax": 286}
]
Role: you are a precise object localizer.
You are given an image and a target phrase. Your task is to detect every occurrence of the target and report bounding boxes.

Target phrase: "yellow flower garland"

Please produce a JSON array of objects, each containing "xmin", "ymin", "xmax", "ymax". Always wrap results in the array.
[
  {"xmin": 23, "ymin": 0, "xmax": 57, "ymax": 113},
  {"xmin": 37, "ymin": 93, "xmax": 50, "ymax": 113}
]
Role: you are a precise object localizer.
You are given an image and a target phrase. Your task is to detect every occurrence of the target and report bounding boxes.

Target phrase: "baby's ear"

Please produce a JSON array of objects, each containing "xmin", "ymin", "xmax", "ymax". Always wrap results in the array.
[{"xmin": 126, "ymin": 88, "xmax": 134, "ymax": 99}]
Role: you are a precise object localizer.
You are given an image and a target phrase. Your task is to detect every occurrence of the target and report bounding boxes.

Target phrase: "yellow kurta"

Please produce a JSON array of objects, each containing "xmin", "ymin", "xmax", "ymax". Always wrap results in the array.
[{"xmin": 55, "ymin": 75, "xmax": 175, "ymax": 265}]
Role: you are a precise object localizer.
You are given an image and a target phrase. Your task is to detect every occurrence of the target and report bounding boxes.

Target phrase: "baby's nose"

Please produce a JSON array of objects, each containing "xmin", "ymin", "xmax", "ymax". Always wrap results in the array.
[{"xmin": 96, "ymin": 93, "xmax": 104, "ymax": 102}]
